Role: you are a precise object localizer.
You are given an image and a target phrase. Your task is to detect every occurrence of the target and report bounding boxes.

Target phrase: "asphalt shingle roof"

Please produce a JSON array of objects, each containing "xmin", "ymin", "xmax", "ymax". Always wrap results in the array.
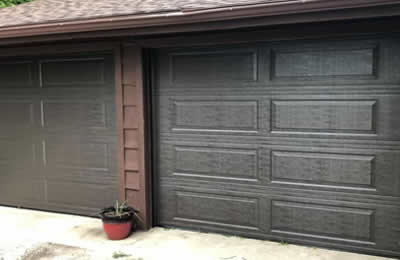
[{"xmin": 0, "ymin": 0, "xmax": 277, "ymax": 28}]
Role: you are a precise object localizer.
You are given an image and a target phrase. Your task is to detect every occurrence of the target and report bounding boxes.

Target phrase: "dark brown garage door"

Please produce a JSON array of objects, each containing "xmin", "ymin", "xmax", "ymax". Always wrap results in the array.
[
  {"xmin": 154, "ymin": 36, "xmax": 400, "ymax": 256},
  {"xmin": 0, "ymin": 52, "xmax": 118, "ymax": 216}
]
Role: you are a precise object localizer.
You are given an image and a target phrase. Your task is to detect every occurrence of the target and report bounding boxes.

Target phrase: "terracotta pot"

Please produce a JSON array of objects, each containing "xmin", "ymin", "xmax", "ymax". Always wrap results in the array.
[
  {"xmin": 102, "ymin": 220, "xmax": 132, "ymax": 240},
  {"xmin": 99, "ymin": 206, "xmax": 137, "ymax": 240}
]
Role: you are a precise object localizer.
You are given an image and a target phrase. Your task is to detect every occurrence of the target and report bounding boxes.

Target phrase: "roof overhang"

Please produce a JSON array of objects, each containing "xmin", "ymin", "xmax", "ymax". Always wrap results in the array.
[{"xmin": 1, "ymin": 0, "xmax": 400, "ymax": 44}]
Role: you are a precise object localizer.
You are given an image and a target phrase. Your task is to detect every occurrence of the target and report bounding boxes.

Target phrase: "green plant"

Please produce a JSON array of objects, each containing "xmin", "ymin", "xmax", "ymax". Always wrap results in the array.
[
  {"xmin": 0, "ymin": 0, "xmax": 34, "ymax": 8},
  {"xmin": 279, "ymin": 240, "xmax": 289, "ymax": 246},
  {"xmin": 112, "ymin": 251, "xmax": 131, "ymax": 258},
  {"xmin": 104, "ymin": 200, "xmax": 134, "ymax": 218}
]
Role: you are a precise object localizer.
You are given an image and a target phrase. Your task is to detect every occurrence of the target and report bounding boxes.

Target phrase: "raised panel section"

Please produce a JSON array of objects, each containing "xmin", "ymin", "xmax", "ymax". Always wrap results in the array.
[
  {"xmin": 0, "ymin": 61, "xmax": 34, "ymax": 87},
  {"xmin": 271, "ymin": 151, "xmax": 374, "ymax": 188},
  {"xmin": 42, "ymin": 101, "xmax": 107, "ymax": 128},
  {"xmin": 264, "ymin": 146, "xmax": 400, "ymax": 196},
  {"xmin": 0, "ymin": 101, "xmax": 34, "ymax": 127},
  {"xmin": 173, "ymin": 100, "xmax": 258, "ymax": 132},
  {"xmin": 0, "ymin": 179, "xmax": 45, "ymax": 202},
  {"xmin": 123, "ymin": 85, "xmax": 137, "ymax": 105},
  {"xmin": 123, "ymin": 106, "xmax": 138, "ymax": 129},
  {"xmin": 155, "ymin": 37, "xmax": 400, "ymax": 256},
  {"xmin": 174, "ymin": 146, "xmax": 258, "ymax": 182},
  {"xmin": 40, "ymin": 58, "xmax": 106, "ymax": 87},
  {"xmin": 0, "ymin": 52, "xmax": 118, "ymax": 217},
  {"xmin": 125, "ymin": 171, "xmax": 140, "ymax": 190},
  {"xmin": 271, "ymin": 201, "xmax": 374, "ymax": 244},
  {"xmin": 47, "ymin": 181, "xmax": 117, "ymax": 208},
  {"xmin": 45, "ymin": 142, "xmax": 110, "ymax": 172},
  {"xmin": 0, "ymin": 142, "xmax": 35, "ymax": 173},
  {"xmin": 124, "ymin": 129, "xmax": 139, "ymax": 148},
  {"xmin": 271, "ymin": 100, "xmax": 376, "ymax": 134},
  {"xmin": 125, "ymin": 149, "xmax": 139, "ymax": 171},
  {"xmin": 272, "ymin": 47, "xmax": 376, "ymax": 79},
  {"xmin": 174, "ymin": 191, "xmax": 259, "ymax": 230},
  {"xmin": 170, "ymin": 49, "xmax": 257, "ymax": 83}
]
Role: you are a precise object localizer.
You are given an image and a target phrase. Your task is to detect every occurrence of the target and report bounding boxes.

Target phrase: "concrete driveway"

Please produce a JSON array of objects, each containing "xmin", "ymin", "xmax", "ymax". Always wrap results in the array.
[{"xmin": 0, "ymin": 206, "xmax": 393, "ymax": 260}]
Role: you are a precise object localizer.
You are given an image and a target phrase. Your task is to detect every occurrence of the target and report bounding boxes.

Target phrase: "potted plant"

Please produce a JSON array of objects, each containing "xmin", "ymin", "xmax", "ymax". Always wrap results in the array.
[{"xmin": 99, "ymin": 200, "xmax": 139, "ymax": 240}]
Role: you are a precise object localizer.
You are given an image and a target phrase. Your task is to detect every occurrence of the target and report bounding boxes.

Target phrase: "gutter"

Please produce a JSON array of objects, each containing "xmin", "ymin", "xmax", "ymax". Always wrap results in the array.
[{"xmin": 0, "ymin": 0, "xmax": 399, "ymax": 39}]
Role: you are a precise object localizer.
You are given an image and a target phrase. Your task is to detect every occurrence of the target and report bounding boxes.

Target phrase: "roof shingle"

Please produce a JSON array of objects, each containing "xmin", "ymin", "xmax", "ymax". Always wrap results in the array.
[{"xmin": 0, "ymin": 0, "xmax": 276, "ymax": 28}]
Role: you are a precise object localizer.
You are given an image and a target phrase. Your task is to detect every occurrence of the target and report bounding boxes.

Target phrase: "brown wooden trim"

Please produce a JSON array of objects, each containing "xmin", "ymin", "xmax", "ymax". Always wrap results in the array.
[
  {"xmin": 0, "ymin": 41, "xmax": 118, "ymax": 57},
  {"xmin": 135, "ymin": 47, "xmax": 152, "ymax": 228},
  {"xmin": 114, "ymin": 44, "xmax": 125, "ymax": 203},
  {"xmin": 1, "ymin": 2, "xmax": 400, "ymax": 46},
  {"xmin": 130, "ymin": 18, "xmax": 400, "ymax": 48},
  {"xmin": 143, "ymin": 49, "xmax": 154, "ymax": 228},
  {"xmin": 2, "ymin": 16, "xmax": 399, "ymax": 51},
  {"xmin": 120, "ymin": 45, "xmax": 151, "ymax": 229}
]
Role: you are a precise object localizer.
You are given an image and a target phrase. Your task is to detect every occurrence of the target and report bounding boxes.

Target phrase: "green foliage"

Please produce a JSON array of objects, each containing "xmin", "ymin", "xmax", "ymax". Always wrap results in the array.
[
  {"xmin": 104, "ymin": 200, "xmax": 131, "ymax": 218},
  {"xmin": 114, "ymin": 200, "xmax": 127, "ymax": 217},
  {"xmin": 279, "ymin": 240, "xmax": 289, "ymax": 246},
  {"xmin": 112, "ymin": 251, "xmax": 131, "ymax": 259},
  {"xmin": 0, "ymin": 0, "xmax": 34, "ymax": 8}
]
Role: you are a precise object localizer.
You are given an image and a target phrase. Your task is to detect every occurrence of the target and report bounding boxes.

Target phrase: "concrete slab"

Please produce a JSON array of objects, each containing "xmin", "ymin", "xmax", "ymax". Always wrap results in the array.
[{"xmin": 0, "ymin": 206, "xmax": 393, "ymax": 260}]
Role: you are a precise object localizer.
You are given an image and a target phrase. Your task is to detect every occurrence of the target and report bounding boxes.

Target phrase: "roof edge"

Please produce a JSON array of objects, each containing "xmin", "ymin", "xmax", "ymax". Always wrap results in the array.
[{"xmin": 0, "ymin": 0, "xmax": 399, "ymax": 39}]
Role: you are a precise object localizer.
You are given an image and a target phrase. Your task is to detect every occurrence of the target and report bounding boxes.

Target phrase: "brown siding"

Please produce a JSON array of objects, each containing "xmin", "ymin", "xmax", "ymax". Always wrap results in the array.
[{"xmin": 118, "ymin": 44, "xmax": 151, "ymax": 229}]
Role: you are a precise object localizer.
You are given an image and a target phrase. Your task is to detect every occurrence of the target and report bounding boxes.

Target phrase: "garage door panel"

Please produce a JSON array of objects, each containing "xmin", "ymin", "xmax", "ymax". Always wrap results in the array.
[
  {"xmin": 271, "ymin": 200, "xmax": 375, "ymax": 244},
  {"xmin": 0, "ymin": 100, "xmax": 37, "ymax": 128},
  {"xmin": 270, "ymin": 96, "xmax": 400, "ymax": 139},
  {"xmin": 45, "ymin": 142, "xmax": 110, "ymax": 171},
  {"xmin": 160, "ymin": 142, "xmax": 262, "ymax": 183},
  {"xmin": 161, "ymin": 141, "xmax": 400, "ymax": 196},
  {"xmin": 39, "ymin": 55, "xmax": 113, "ymax": 88},
  {"xmin": 156, "ymin": 36, "xmax": 400, "ymax": 255},
  {"xmin": 157, "ymin": 38, "xmax": 400, "ymax": 88},
  {"xmin": 382, "ymin": 38, "xmax": 400, "ymax": 82},
  {"xmin": 0, "ymin": 141, "xmax": 37, "ymax": 174},
  {"xmin": 42, "ymin": 101, "xmax": 108, "ymax": 129},
  {"xmin": 0, "ymin": 52, "xmax": 117, "ymax": 216},
  {"xmin": 43, "ymin": 141, "xmax": 116, "ymax": 179},
  {"xmin": 168, "ymin": 48, "xmax": 258, "ymax": 84},
  {"xmin": 175, "ymin": 192, "xmax": 260, "ymax": 231},
  {"xmin": 271, "ymin": 100, "xmax": 376, "ymax": 134},
  {"xmin": 0, "ymin": 60, "xmax": 36, "ymax": 88},
  {"xmin": 271, "ymin": 151, "xmax": 374, "ymax": 188},
  {"xmin": 172, "ymin": 99, "xmax": 259, "ymax": 132},
  {"xmin": 270, "ymin": 148, "xmax": 400, "ymax": 196},
  {"xmin": 46, "ymin": 180, "xmax": 118, "ymax": 209},
  {"xmin": 159, "ymin": 94, "xmax": 400, "ymax": 140},
  {"xmin": 15, "ymin": 180, "xmax": 46, "ymax": 203},
  {"xmin": 270, "ymin": 199, "xmax": 400, "ymax": 252},
  {"xmin": 158, "ymin": 96, "xmax": 268, "ymax": 135},
  {"xmin": 159, "ymin": 186, "xmax": 400, "ymax": 251},
  {"xmin": 0, "ymin": 177, "xmax": 45, "ymax": 203},
  {"xmin": 159, "ymin": 187, "xmax": 265, "ymax": 233},
  {"xmin": 270, "ymin": 42, "xmax": 378, "ymax": 80}
]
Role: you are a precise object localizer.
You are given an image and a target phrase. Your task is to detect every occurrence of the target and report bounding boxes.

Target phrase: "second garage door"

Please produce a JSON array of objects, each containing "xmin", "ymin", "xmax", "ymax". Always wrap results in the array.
[
  {"xmin": 0, "ymin": 52, "xmax": 118, "ymax": 216},
  {"xmin": 154, "ymin": 35, "xmax": 400, "ymax": 256}
]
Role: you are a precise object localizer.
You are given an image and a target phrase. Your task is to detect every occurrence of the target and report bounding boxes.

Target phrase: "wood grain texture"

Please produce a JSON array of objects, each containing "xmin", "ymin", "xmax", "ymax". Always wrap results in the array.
[
  {"xmin": 120, "ymin": 44, "xmax": 151, "ymax": 229},
  {"xmin": 154, "ymin": 35, "xmax": 400, "ymax": 256}
]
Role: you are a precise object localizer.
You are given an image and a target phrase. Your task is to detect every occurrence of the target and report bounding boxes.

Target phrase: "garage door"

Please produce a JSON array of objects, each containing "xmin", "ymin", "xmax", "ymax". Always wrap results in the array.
[
  {"xmin": 0, "ymin": 52, "xmax": 118, "ymax": 216},
  {"xmin": 154, "ymin": 36, "xmax": 400, "ymax": 256}
]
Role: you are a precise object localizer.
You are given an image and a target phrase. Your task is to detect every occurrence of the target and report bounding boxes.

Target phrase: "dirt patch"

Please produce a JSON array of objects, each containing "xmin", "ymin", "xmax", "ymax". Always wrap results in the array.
[{"xmin": 20, "ymin": 243, "xmax": 90, "ymax": 260}]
